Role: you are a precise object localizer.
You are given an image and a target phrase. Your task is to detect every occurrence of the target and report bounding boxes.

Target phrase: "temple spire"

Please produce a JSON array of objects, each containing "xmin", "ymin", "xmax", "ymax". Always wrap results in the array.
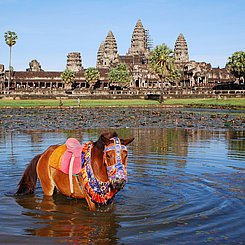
[
  {"xmin": 66, "ymin": 52, "xmax": 83, "ymax": 72},
  {"xmin": 96, "ymin": 31, "xmax": 119, "ymax": 68},
  {"xmin": 174, "ymin": 33, "xmax": 189, "ymax": 63},
  {"xmin": 96, "ymin": 41, "xmax": 105, "ymax": 68},
  {"xmin": 127, "ymin": 19, "xmax": 149, "ymax": 56}
]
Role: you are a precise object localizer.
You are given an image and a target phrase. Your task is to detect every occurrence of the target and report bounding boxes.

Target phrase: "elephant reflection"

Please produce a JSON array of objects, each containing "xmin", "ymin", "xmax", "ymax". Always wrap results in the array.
[{"xmin": 15, "ymin": 194, "xmax": 119, "ymax": 244}]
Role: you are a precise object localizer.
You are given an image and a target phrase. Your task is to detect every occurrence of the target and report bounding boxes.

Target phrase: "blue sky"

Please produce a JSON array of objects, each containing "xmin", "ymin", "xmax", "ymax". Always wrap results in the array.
[{"xmin": 0, "ymin": 0, "xmax": 244, "ymax": 71}]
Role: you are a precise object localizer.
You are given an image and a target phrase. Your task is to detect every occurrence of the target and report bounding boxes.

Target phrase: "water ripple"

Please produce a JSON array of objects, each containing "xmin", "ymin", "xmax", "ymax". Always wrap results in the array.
[{"xmin": 0, "ymin": 129, "xmax": 244, "ymax": 244}]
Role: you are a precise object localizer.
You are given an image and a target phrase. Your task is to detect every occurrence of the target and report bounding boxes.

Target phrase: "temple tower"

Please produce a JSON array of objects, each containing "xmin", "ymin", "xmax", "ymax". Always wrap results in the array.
[
  {"xmin": 96, "ymin": 31, "xmax": 119, "ymax": 68},
  {"xmin": 0, "ymin": 64, "xmax": 4, "ymax": 73},
  {"xmin": 174, "ymin": 33, "xmax": 189, "ymax": 63},
  {"xmin": 96, "ymin": 41, "xmax": 105, "ymax": 68},
  {"xmin": 127, "ymin": 19, "xmax": 149, "ymax": 56},
  {"xmin": 66, "ymin": 52, "xmax": 83, "ymax": 72},
  {"xmin": 26, "ymin": 59, "xmax": 43, "ymax": 72}
]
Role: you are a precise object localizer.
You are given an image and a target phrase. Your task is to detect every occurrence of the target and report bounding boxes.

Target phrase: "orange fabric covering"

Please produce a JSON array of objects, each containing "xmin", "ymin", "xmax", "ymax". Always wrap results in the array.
[{"xmin": 49, "ymin": 144, "xmax": 67, "ymax": 171}]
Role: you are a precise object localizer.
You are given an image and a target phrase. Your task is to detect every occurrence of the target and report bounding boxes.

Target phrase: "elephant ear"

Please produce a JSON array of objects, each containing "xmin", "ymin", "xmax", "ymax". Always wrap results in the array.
[{"xmin": 121, "ymin": 138, "xmax": 134, "ymax": 146}]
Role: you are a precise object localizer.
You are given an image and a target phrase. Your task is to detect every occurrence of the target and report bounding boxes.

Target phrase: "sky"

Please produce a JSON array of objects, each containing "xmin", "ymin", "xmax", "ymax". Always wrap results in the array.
[{"xmin": 0, "ymin": 0, "xmax": 244, "ymax": 71}]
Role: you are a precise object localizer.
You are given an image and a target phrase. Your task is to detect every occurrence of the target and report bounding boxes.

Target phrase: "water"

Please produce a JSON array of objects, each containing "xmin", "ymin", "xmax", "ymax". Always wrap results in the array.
[{"xmin": 0, "ymin": 128, "xmax": 244, "ymax": 244}]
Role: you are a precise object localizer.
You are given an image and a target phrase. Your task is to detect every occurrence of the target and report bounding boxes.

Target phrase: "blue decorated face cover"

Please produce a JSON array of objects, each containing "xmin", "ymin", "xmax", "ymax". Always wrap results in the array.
[{"xmin": 104, "ymin": 137, "xmax": 128, "ymax": 190}]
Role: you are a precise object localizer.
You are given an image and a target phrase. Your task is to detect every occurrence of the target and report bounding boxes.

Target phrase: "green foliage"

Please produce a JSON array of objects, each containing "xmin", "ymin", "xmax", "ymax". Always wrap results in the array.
[
  {"xmin": 84, "ymin": 67, "xmax": 100, "ymax": 89},
  {"xmin": 108, "ymin": 63, "xmax": 132, "ymax": 88},
  {"xmin": 149, "ymin": 44, "xmax": 179, "ymax": 103},
  {"xmin": 226, "ymin": 51, "xmax": 245, "ymax": 79},
  {"xmin": 60, "ymin": 69, "xmax": 75, "ymax": 84},
  {"xmin": 4, "ymin": 31, "xmax": 18, "ymax": 47},
  {"xmin": 149, "ymin": 43, "xmax": 179, "ymax": 82}
]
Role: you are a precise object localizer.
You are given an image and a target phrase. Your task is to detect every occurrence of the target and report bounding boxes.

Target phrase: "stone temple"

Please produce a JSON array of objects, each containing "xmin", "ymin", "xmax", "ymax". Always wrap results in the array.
[
  {"xmin": 26, "ymin": 59, "xmax": 43, "ymax": 72},
  {"xmin": 97, "ymin": 31, "xmax": 119, "ymax": 69},
  {"xmin": 127, "ymin": 19, "xmax": 150, "ymax": 56},
  {"xmin": 0, "ymin": 19, "xmax": 240, "ymax": 98},
  {"xmin": 66, "ymin": 52, "xmax": 83, "ymax": 72},
  {"xmin": 174, "ymin": 33, "xmax": 189, "ymax": 63}
]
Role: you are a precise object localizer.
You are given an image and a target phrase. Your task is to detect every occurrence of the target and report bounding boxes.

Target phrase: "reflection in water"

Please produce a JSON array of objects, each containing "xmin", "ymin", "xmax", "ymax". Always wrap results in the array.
[
  {"xmin": 0, "ymin": 128, "xmax": 244, "ymax": 244},
  {"xmin": 226, "ymin": 131, "xmax": 245, "ymax": 161},
  {"xmin": 15, "ymin": 194, "xmax": 119, "ymax": 244}
]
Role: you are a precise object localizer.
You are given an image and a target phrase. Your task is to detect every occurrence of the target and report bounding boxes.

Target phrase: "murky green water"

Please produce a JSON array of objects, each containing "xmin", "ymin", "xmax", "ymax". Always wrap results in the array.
[{"xmin": 0, "ymin": 128, "xmax": 244, "ymax": 244}]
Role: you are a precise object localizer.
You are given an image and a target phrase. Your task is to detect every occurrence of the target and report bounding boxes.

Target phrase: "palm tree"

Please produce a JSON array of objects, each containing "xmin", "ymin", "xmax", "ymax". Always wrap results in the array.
[
  {"xmin": 108, "ymin": 63, "xmax": 132, "ymax": 88},
  {"xmin": 60, "ymin": 69, "xmax": 75, "ymax": 89},
  {"xmin": 84, "ymin": 67, "xmax": 100, "ymax": 90},
  {"xmin": 4, "ymin": 31, "xmax": 18, "ymax": 92},
  {"xmin": 149, "ymin": 44, "xmax": 179, "ymax": 103}
]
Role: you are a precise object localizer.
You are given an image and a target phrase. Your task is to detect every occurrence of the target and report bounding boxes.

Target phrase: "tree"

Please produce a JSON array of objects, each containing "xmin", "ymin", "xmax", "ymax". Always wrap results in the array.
[
  {"xmin": 60, "ymin": 69, "xmax": 75, "ymax": 89},
  {"xmin": 84, "ymin": 67, "xmax": 100, "ymax": 90},
  {"xmin": 4, "ymin": 31, "xmax": 18, "ymax": 92},
  {"xmin": 226, "ymin": 51, "xmax": 245, "ymax": 83},
  {"xmin": 149, "ymin": 44, "xmax": 179, "ymax": 103},
  {"xmin": 108, "ymin": 63, "xmax": 132, "ymax": 88}
]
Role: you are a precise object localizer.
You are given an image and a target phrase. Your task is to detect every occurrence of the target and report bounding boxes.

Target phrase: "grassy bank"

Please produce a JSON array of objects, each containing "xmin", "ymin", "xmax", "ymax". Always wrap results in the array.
[
  {"xmin": 164, "ymin": 98, "xmax": 245, "ymax": 108},
  {"xmin": 0, "ymin": 99, "xmax": 159, "ymax": 108},
  {"xmin": 0, "ymin": 98, "xmax": 244, "ymax": 108}
]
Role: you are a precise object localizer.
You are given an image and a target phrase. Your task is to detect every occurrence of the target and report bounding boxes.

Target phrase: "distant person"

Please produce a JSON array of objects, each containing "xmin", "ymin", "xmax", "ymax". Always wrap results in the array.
[
  {"xmin": 59, "ymin": 98, "xmax": 63, "ymax": 107},
  {"xmin": 77, "ymin": 98, "xmax": 81, "ymax": 107}
]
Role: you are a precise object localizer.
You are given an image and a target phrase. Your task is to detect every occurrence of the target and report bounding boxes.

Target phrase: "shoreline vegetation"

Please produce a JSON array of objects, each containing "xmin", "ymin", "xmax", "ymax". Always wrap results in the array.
[{"xmin": 0, "ymin": 98, "xmax": 244, "ymax": 109}]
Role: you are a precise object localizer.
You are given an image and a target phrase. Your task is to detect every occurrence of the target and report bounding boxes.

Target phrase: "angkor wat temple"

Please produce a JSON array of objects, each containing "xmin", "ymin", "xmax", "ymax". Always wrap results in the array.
[{"xmin": 0, "ymin": 19, "xmax": 242, "ymax": 98}]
